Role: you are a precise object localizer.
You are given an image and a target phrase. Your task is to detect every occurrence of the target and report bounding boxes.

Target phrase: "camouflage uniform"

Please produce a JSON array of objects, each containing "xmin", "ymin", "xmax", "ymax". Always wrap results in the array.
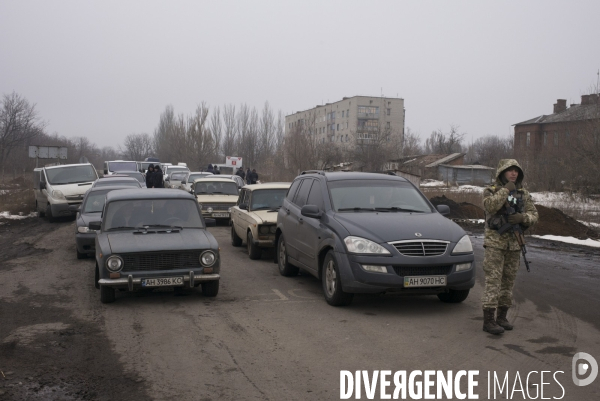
[{"xmin": 482, "ymin": 159, "xmax": 538, "ymax": 310}]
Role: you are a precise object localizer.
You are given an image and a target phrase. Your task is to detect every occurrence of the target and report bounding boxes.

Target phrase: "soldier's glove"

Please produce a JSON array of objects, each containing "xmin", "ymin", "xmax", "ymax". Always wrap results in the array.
[
  {"xmin": 504, "ymin": 181, "xmax": 516, "ymax": 192},
  {"xmin": 507, "ymin": 213, "xmax": 524, "ymax": 225}
]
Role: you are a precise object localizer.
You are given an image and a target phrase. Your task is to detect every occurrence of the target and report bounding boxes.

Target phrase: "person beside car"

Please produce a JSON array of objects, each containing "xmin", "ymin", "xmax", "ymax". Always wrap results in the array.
[
  {"xmin": 236, "ymin": 167, "xmax": 245, "ymax": 181},
  {"xmin": 152, "ymin": 165, "xmax": 165, "ymax": 188},
  {"xmin": 145, "ymin": 165, "xmax": 155, "ymax": 188},
  {"xmin": 481, "ymin": 159, "xmax": 538, "ymax": 335}
]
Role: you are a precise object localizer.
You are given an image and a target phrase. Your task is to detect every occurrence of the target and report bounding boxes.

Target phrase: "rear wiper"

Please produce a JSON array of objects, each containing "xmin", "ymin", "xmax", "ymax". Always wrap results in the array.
[
  {"xmin": 210, "ymin": 191, "xmax": 225, "ymax": 194},
  {"xmin": 375, "ymin": 207, "xmax": 425, "ymax": 213},
  {"xmin": 338, "ymin": 207, "xmax": 376, "ymax": 212}
]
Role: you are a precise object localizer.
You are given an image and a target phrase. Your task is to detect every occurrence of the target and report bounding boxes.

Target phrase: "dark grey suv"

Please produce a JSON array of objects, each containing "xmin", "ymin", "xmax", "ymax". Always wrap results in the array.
[{"xmin": 275, "ymin": 171, "xmax": 475, "ymax": 306}]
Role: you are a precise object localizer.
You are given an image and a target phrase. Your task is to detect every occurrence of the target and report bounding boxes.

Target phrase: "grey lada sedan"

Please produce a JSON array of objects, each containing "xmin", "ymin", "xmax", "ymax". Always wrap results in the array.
[{"xmin": 91, "ymin": 189, "xmax": 220, "ymax": 303}]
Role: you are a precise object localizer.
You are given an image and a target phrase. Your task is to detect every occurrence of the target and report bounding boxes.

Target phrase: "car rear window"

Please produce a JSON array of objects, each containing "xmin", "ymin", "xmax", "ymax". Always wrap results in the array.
[
  {"xmin": 328, "ymin": 180, "xmax": 432, "ymax": 213},
  {"xmin": 194, "ymin": 181, "xmax": 238, "ymax": 195},
  {"xmin": 250, "ymin": 189, "xmax": 288, "ymax": 211}
]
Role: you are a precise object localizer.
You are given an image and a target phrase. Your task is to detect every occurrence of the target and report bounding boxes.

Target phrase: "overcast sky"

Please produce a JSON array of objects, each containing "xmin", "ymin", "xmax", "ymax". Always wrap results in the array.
[{"xmin": 1, "ymin": 0, "xmax": 599, "ymax": 149}]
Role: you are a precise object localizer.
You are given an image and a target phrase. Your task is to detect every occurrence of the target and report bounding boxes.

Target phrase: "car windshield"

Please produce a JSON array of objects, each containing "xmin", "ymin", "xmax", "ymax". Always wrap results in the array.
[
  {"xmin": 82, "ymin": 190, "xmax": 114, "ymax": 213},
  {"xmin": 194, "ymin": 181, "xmax": 238, "ymax": 195},
  {"xmin": 95, "ymin": 180, "xmax": 140, "ymax": 188},
  {"xmin": 108, "ymin": 161, "xmax": 137, "ymax": 172},
  {"xmin": 104, "ymin": 199, "xmax": 203, "ymax": 230},
  {"xmin": 139, "ymin": 162, "xmax": 152, "ymax": 171},
  {"xmin": 328, "ymin": 180, "xmax": 432, "ymax": 213},
  {"xmin": 250, "ymin": 189, "xmax": 288, "ymax": 211},
  {"xmin": 45, "ymin": 165, "xmax": 97, "ymax": 185},
  {"xmin": 168, "ymin": 167, "xmax": 189, "ymax": 175},
  {"xmin": 119, "ymin": 172, "xmax": 144, "ymax": 183},
  {"xmin": 171, "ymin": 172, "xmax": 187, "ymax": 181}
]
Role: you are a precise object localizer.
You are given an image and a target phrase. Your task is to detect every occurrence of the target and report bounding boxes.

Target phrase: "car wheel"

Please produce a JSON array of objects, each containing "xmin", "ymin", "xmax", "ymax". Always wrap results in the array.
[
  {"xmin": 100, "ymin": 285, "xmax": 115, "ymax": 303},
  {"xmin": 46, "ymin": 204, "xmax": 55, "ymax": 223},
  {"xmin": 95, "ymin": 264, "xmax": 100, "ymax": 289},
  {"xmin": 37, "ymin": 202, "xmax": 45, "ymax": 217},
  {"xmin": 247, "ymin": 231, "xmax": 262, "ymax": 260},
  {"xmin": 322, "ymin": 251, "xmax": 353, "ymax": 306},
  {"xmin": 202, "ymin": 280, "xmax": 219, "ymax": 297},
  {"xmin": 76, "ymin": 247, "xmax": 87, "ymax": 259},
  {"xmin": 437, "ymin": 289, "xmax": 470, "ymax": 303},
  {"xmin": 231, "ymin": 224, "xmax": 242, "ymax": 247},
  {"xmin": 277, "ymin": 235, "xmax": 299, "ymax": 277}
]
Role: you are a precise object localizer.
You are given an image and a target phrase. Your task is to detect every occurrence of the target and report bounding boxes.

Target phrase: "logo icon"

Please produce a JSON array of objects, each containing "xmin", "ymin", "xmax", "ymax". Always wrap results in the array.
[
  {"xmin": 572, "ymin": 352, "xmax": 598, "ymax": 386},
  {"xmin": 414, "ymin": 233, "xmax": 422, "ymax": 237}
]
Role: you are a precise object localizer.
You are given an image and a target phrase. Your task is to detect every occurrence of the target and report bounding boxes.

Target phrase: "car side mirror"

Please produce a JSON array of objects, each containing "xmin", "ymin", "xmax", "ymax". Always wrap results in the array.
[
  {"xmin": 89, "ymin": 221, "xmax": 101, "ymax": 231},
  {"xmin": 205, "ymin": 218, "xmax": 216, "ymax": 227},
  {"xmin": 103, "ymin": 169, "xmax": 108, "ymax": 175},
  {"xmin": 436, "ymin": 205, "xmax": 450, "ymax": 216},
  {"xmin": 165, "ymin": 175, "xmax": 170, "ymax": 181},
  {"xmin": 39, "ymin": 182, "xmax": 46, "ymax": 190},
  {"xmin": 239, "ymin": 203, "xmax": 248, "ymax": 210},
  {"xmin": 181, "ymin": 179, "xmax": 187, "ymax": 184},
  {"xmin": 301, "ymin": 204, "xmax": 321, "ymax": 219}
]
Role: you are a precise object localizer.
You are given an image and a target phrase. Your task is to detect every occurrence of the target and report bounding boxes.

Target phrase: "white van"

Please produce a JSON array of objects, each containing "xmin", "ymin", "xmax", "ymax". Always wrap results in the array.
[
  {"xmin": 34, "ymin": 163, "xmax": 99, "ymax": 222},
  {"xmin": 103, "ymin": 160, "xmax": 138, "ymax": 176}
]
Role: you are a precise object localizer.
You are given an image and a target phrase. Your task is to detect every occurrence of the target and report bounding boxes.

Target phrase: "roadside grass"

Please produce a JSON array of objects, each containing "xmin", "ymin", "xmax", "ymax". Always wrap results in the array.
[{"xmin": 0, "ymin": 176, "xmax": 35, "ymax": 216}]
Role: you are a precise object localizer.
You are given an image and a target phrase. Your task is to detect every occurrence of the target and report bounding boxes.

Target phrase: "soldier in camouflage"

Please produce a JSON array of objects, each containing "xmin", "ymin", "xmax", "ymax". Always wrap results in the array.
[{"xmin": 482, "ymin": 159, "xmax": 538, "ymax": 334}]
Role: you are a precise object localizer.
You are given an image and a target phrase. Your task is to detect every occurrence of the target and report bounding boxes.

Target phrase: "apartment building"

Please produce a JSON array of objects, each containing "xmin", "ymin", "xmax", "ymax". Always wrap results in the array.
[{"xmin": 285, "ymin": 96, "xmax": 405, "ymax": 145}]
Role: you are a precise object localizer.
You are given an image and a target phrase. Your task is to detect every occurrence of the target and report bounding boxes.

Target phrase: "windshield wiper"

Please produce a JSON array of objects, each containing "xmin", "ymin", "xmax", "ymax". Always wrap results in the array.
[
  {"xmin": 107, "ymin": 226, "xmax": 137, "ymax": 231},
  {"xmin": 267, "ymin": 206, "xmax": 281, "ymax": 212},
  {"xmin": 139, "ymin": 224, "xmax": 183, "ymax": 230},
  {"xmin": 252, "ymin": 206, "xmax": 272, "ymax": 211},
  {"xmin": 375, "ymin": 207, "xmax": 425, "ymax": 213},
  {"xmin": 338, "ymin": 207, "xmax": 376, "ymax": 212}
]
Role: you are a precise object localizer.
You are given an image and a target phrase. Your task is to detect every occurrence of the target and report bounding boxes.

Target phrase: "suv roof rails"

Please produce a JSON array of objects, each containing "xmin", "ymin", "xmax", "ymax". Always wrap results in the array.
[{"xmin": 300, "ymin": 170, "xmax": 325, "ymax": 175}]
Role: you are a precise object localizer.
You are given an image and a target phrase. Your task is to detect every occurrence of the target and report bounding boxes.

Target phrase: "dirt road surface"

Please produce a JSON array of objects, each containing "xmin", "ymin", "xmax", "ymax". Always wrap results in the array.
[{"xmin": 1, "ymin": 217, "xmax": 600, "ymax": 400}]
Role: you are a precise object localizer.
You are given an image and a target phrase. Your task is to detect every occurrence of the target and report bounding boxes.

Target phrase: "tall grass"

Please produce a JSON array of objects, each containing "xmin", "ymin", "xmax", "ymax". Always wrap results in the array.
[{"xmin": 0, "ymin": 176, "xmax": 35, "ymax": 215}]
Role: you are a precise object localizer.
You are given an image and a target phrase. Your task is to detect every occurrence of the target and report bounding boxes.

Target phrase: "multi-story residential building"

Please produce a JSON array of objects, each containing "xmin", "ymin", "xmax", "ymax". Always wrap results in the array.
[{"xmin": 285, "ymin": 96, "xmax": 405, "ymax": 146}]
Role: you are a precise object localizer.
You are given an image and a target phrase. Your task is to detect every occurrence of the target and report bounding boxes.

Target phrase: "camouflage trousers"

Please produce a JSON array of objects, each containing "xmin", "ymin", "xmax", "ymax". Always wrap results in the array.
[{"xmin": 482, "ymin": 246, "xmax": 521, "ymax": 309}]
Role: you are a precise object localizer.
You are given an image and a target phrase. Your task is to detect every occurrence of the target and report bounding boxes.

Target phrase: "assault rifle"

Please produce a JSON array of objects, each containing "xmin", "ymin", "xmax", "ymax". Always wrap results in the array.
[{"xmin": 498, "ymin": 199, "xmax": 531, "ymax": 272}]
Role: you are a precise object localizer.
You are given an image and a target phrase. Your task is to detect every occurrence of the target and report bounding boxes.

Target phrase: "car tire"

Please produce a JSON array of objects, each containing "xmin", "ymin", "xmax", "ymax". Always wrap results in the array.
[
  {"xmin": 231, "ymin": 224, "xmax": 242, "ymax": 247},
  {"xmin": 277, "ymin": 235, "xmax": 299, "ymax": 277},
  {"xmin": 95, "ymin": 264, "xmax": 100, "ymax": 289},
  {"xmin": 37, "ymin": 202, "xmax": 45, "ymax": 217},
  {"xmin": 76, "ymin": 248, "xmax": 87, "ymax": 259},
  {"xmin": 100, "ymin": 285, "xmax": 115, "ymax": 303},
  {"xmin": 46, "ymin": 204, "xmax": 55, "ymax": 223},
  {"xmin": 437, "ymin": 289, "xmax": 470, "ymax": 303},
  {"xmin": 322, "ymin": 251, "xmax": 353, "ymax": 306},
  {"xmin": 202, "ymin": 280, "xmax": 219, "ymax": 297},
  {"xmin": 247, "ymin": 231, "xmax": 261, "ymax": 260}
]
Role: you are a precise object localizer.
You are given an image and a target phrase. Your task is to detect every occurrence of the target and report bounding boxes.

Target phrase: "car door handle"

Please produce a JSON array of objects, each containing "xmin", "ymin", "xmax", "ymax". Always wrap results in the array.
[{"xmin": 299, "ymin": 218, "xmax": 303, "ymax": 224}]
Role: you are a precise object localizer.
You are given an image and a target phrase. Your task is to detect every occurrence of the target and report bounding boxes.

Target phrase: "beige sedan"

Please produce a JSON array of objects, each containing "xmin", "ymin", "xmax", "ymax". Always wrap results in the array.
[
  {"xmin": 193, "ymin": 177, "xmax": 240, "ymax": 221},
  {"xmin": 230, "ymin": 182, "xmax": 291, "ymax": 259}
]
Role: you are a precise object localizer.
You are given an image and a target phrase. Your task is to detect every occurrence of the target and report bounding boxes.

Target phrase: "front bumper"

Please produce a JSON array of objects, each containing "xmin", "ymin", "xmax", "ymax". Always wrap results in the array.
[
  {"xmin": 51, "ymin": 201, "xmax": 80, "ymax": 217},
  {"xmin": 252, "ymin": 235, "xmax": 276, "ymax": 248},
  {"xmin": 335, "ymin": 251, "xmax": 476, "ymax": 294},
  {"xmin": 99, "ymin": 272, "xmax": 220, "ymax": 290},
  {"xmin": 75, "ymin": 232, "xmax": 96, "ymax": 254}
]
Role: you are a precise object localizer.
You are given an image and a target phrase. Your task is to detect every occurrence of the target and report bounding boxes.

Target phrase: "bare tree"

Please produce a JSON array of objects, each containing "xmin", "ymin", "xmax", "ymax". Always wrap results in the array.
[
  {"xmin": 402, "ymin": 127, "xmax": 423, "ymax": 156},
  {"xmin": 424, "ymin": 125, "xmax": 465, "ymax": 154},
  {"xmin": 0, "ymin": 92, "xmax": 45, "ymax": 180},
  {"xmin": 120, "ymin": 133, "xmax": 154, "ymax": 161},
  {"xmin": 221, "ymin": 104, "xmax": 237, "ymax": 159},
  {"xmin": 153, "ymin": 105, "xmax": 176, "ymax": 162},
  {"xmin": 464, "ymin": 134, "xmax": 513, "ymax": 168},
  {"xmin": 210, "ymin": 106, "xmax": 222, "ymax": 162}
]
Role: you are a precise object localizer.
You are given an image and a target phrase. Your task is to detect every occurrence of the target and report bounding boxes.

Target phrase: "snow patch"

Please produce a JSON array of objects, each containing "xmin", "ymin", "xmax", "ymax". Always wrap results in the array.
[
  {"xmin": 531, "ymin": 235, "xmax": 600, "ymax": 248},
  {"xmin": 0, "ymin": 211, "xmax": 37, "ymax": 220}
]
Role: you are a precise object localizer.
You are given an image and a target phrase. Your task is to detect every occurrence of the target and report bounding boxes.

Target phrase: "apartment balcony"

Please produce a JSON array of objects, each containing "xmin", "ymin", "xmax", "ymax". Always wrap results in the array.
[{"xmin": 357, "ymin": 112, "xmax": 379, "ymax": 119}]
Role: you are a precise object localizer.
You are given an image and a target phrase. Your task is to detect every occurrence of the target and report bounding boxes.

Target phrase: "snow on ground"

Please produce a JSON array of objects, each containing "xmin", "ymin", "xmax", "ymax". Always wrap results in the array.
[
  {"xmin": 420, "ymin": 181, "xmax": 485, "ymax": 193},
  {"xmin": 531, "ymin": 235, "xmax": 600, "ymax": 248},
  {"xmin": 0, "ymin": 211, "xmax": 37, "ymax": 220},
  {"xmin": 420, "ymin": 180, "xmax": 446, "ymax": 187},
  {"xmin": 530, "ymin": 191, "xmax": 600, "ymax": 211}
]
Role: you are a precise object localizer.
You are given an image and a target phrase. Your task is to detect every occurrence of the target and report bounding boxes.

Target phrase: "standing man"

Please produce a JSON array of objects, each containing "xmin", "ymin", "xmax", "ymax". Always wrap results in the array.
[
  {"xmin": 481, "ymin": 159, "xmax": 538, "ymax": 335},
  {"xmin": 251, "ymin": 169, "xmax": 259, "ymax": 184},
  {"xmin": 246, "ymin": 167, "xmax": 252, "ymax": 184},
  {"xmin": 236, "ymin": 167, "xmax": 245, "ymax": 181},
  {"xmin": 146, "ymin": 164, "xmax": 155, "ymax": 188},
  {"xmin": 152, "ymin": 165, "xmax": 165, "ymax": 188}
]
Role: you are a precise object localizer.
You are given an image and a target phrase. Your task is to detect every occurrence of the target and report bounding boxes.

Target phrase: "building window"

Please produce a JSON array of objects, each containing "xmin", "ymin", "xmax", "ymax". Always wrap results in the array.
[
  {"xmin": 526, "ymin": 132, "xmax": 530, "ymax": 146},
  {"xmin": 347, "ymin": 109, "xmax": 349, "ymax": 117},
  {"xmin": 565, "ymin": 132, "xmax": 570, "ymax": 141},
  {"xmin": 387, "ymin": 108, "xmax": 391, "ymax": 116},
  {"xmin": 342, "ymin": 111, "xmax": 344, "ymax": 117},
  {"xmin": 337, "ymin": 124, "xmax": 339, "ymax": 131},
  {"xmin": 543, "ymin": 132, "xmax": 547, "ymax": 146},
  {"xmin": 345, "ymin": 134, "xmax": 348, "ymax": 142},
  {"xmin": 386, "ymin": 122, "xmax": 391, "ymax": 129},
  {"xmin": 554, "ymin": 132, "xmax": 558, "ymax": 146}
]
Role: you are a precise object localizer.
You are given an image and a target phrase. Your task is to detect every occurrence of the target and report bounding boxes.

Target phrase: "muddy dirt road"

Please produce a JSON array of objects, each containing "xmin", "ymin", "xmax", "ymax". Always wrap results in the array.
[{"xmin": 1, "ymin": 217, "xmax": 600, "ymax": 400}]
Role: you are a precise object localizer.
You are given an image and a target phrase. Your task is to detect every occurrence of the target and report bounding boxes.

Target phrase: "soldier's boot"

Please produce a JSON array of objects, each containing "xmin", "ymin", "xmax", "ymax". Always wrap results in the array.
[
  {"xmin": 483, "ymin": 308, "xmax": 505, "ymax": 335},
  {"xmin": 496, "ymin": 306, "xmax": 514, "ymax": 330}
]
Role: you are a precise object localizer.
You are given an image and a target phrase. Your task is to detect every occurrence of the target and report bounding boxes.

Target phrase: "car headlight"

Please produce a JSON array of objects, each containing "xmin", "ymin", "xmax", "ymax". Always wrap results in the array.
[
  {"xmin": 452, "ymin": 235, "xmax": 473, "ymax": 254},
  {"xmin": 207, "ymin": 207, "xmax": 213, "ymax": 213},
  {"xmin": 200, "ymin": 251, "xmax": 216, "ymax": 267},
  {"xmin": 106, "ymin": 255, "xmax": 123, "ymax": 272},
  {"xmin": 51, "ymin": 190, "xmax": 66, "ymax": 200},
  {"xmin": 172, "ymin": 184, "xmax": 178, "ymax": 188},
  {"xmin": 269, "ymin": 226, "xmax": 276, "ymax": 234},
  {"xmin": 259, "ymin": 225, "xmax": 269, "ymax": 234},
  {"xmin": 198, "ymin": 204, "xmax": 202, "ymax": 210},
  {"xmin": 77, "ymin": 226, "xmax": 90, "ymax": 233},
  {"xmin": 344, "ymin": 236, "xmax": 390, "ymax": 254},
  {"xmin": 228, "ymin": 207, "xmax": 232, "ymax": 212}
]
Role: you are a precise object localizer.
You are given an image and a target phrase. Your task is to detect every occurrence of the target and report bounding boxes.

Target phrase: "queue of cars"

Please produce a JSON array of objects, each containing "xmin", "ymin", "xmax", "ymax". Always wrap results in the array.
[{"xmin": 35, "ymin": 162, "xmax": 475, "ymax": 307}]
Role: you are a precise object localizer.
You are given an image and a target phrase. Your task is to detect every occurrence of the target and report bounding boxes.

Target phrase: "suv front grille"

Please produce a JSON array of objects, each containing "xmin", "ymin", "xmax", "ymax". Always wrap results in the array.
[
  {"xmin": 393, "ymin": 265, "xmax": 453, "ymax": 277},
  {"xmin": 122, "ymin": 251, "xmax": 201, "ymax": 271},
  {"xmin": 200, "ymin": 203, "xmax": 236, "ymax": 211},
  {"xmin": 389, "ymin": 241, "xmax": 448, "ymax": 256}
]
